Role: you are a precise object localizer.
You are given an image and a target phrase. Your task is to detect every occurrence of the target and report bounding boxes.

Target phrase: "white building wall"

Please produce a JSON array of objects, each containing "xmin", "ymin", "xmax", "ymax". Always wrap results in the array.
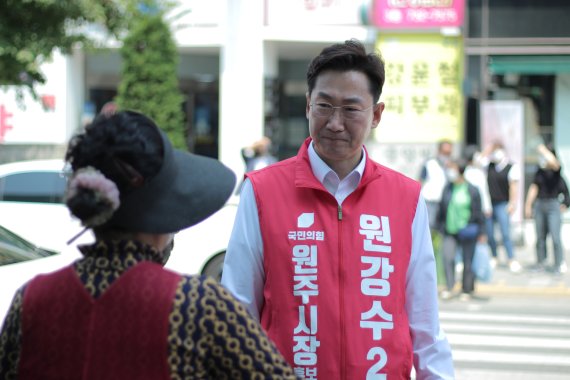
[
  {"xmin": 219, "ymin": 0, "xmax": 265, "ymax": 179},
  {"xmin": 0, "ymin": 52, "xmax": 70, "ymax": 145},
  {"xmin": 67, "ymin": 50, "xmax": 86, "ymax": 137}
]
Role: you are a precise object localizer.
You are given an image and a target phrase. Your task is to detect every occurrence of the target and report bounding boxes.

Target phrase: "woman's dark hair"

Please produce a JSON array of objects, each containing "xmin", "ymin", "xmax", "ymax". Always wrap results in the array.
[
  {"xmin": 455, "ymin": 157, "xmax": 468, "ymax": 175},
  {"xmin": 306, "ymin": 39, "xmax": 385, "ymax": 103},
  {"xmin": 65, "ymin": 111, "xmax": 164, "ymax": 229}
]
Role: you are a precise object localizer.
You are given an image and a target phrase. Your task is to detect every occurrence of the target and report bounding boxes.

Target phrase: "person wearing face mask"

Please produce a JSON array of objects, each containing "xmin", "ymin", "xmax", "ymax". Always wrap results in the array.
[
  {"xmin": 463, "ymin": 145, "xmax": 493, "ymax": 219},
  {"xmin": 436, "ymin": 159, "xmax": 485, "ymax": 301},
  {"xmin": 418, "ymin": 140, "xmax": 453, "ymax": 287},
  {"xmin": 419, "ymin": 139, "xmax": 453, "ymax": 229},
  {"xmin": 524, "ymin": 143, "xmax": 569, "ymax": 275},
  {"xmin": 480, "ymin": 141, "xmax": 522, "ymax": 272}
]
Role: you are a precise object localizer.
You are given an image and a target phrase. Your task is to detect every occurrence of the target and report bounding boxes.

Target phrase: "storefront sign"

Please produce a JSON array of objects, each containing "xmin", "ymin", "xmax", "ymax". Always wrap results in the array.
[
  {"xmin": 0, "ymin": 90, "xmax": 66, "ymax": 144},
  {"xmin": 375, "ymin": 33, "xmax": 464, "ymax": 144},
  {"xmin": 373, "ymin": 0, "xmax": 465, "ymax": 29},
  {"xmin": 0, "ymin": 53, "xmax": 68, "ymax": 145}
]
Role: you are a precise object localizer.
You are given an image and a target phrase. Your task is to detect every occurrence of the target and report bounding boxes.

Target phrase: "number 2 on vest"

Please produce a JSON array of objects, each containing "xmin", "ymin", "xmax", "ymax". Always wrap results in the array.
[{"xmin": 366, "ymin": 346, "xmax": 387, "ymax": 379}]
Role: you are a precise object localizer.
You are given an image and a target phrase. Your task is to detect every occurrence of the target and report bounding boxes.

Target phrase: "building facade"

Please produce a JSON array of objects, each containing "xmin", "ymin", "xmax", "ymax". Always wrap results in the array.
[{"xmin": 1, "ymin": 0, "xmax": 570, "ymax": 198}]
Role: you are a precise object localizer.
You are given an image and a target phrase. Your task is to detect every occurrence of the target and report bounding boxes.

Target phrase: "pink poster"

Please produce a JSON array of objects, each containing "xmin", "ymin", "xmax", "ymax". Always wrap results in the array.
[
  {"xmin": 372, "ymin": 0, "xmax": 465, "ymax": 29},
  {"xmin": 481, "ymin": 100, "xmax": 525, "ymax": 225}
]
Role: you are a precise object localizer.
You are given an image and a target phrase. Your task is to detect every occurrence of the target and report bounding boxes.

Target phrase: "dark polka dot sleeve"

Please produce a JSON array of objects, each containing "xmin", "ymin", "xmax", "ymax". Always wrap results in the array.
[
  {"xmin": 167, "ymin": 275, "xmax": 300, "ymax": 379},
  {"xmin": 0, "ymin": 287, "xmax": 24, "ymax": 380}
]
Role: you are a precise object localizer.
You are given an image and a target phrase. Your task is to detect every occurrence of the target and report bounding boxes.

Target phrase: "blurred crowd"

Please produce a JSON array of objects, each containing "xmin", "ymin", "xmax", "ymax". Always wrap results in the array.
[{"xmin": 419, "ymin": 139, "xmax": 569, "ymax": 300}]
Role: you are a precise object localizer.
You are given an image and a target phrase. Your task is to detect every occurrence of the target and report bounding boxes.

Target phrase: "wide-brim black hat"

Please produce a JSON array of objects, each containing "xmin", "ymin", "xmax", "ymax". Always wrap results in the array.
[{"xmin": 108, "ymin": 129, "xmax": 236, "ymax": 233}]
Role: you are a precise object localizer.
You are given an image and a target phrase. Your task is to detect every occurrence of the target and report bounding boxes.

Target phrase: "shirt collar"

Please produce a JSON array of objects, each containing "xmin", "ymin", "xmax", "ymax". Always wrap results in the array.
[{"xmin": 307, "ymin": 140, "xmax": 366, "ymax": 184}]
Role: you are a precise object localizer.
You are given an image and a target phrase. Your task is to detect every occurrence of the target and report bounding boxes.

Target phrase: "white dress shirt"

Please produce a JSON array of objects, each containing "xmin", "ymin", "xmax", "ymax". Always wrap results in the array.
[{"xmin": 221, "ymin": 143, "xmax": 454, "ymax": 379}]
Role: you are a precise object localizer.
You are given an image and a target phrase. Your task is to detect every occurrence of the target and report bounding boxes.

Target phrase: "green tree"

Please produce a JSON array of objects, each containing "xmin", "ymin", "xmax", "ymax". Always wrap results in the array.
[
  {"xmin": 115, "ymin": 2, "xmax": 185, "ymax": 149},
  {"xmin": 0, "ymin": 0, "xmax": 124, "ymax": 98}
]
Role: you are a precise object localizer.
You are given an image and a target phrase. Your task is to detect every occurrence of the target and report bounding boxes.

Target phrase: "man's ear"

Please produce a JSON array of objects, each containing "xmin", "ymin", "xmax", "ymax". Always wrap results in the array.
[{"xmin": 372, "ymin": 102, "xmax": 385, "ymax": 129}]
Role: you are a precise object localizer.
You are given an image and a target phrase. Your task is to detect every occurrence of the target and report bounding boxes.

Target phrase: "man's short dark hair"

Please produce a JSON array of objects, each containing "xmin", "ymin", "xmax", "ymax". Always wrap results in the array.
[{"xmin": 306, "ymin": 39, "xmax": 385, "ymax": 103}]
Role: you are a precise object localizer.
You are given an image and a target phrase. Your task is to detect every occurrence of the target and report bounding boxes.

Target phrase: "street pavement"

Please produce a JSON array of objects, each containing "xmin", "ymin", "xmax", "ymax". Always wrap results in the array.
[
  {"xmin": 440, "ymin": 295, "xmax": 570, "ymax": 379},
  {"xmin": 473, "ymin": 221, "xmax": 570, "ymax": 298},
  {"xmin": 432, "ymin": 221, "xmax": 570, "ymax": 379}
]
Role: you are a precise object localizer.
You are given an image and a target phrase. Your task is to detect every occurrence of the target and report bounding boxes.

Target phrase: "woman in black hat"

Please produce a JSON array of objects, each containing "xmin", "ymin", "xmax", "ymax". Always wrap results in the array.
[{"xmin": 0, "ymin": 111, "xmax": 298, "ymax": 379}]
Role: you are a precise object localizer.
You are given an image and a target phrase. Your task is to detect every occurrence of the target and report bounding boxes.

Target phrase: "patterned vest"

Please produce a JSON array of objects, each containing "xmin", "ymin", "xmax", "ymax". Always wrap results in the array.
[
  {"xmin": 18, "ymin": 262, "xmax": 180, "ymax": 380},
  {"xmin": 248, "ymin": 138, "xmax": 419, "ymax": 380}
]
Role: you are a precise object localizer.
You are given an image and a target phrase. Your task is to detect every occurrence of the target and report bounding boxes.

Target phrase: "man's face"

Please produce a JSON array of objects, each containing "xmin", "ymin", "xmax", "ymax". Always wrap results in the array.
[{"xmin": 306, "ymin": 70, "xmax": 383, "ymax": 170}]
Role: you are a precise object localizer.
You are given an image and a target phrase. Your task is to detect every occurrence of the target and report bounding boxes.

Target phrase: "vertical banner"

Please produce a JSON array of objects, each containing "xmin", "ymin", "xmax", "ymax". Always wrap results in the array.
[
  {"xmin": 480, "ymin": 100, "xmax": 525, "ymax": 225},
  {"xmin": 375, "ymin": 33, "xmax": 464, "ymax": 144}
]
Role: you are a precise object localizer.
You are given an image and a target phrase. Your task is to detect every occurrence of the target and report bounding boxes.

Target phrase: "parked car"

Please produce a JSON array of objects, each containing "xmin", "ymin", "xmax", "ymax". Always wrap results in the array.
[
  {"xmin": 0, "ymin": 159, "xmax": 239, "ymax": 323},
  {"xmin": 164, "ymin": 197, "xmax": 238, "ymax": 280},
  {"xmin": 0, "ymin": 159, "xmax": 90, "ymax": 251},
  {"xmin": 0, "ymin": 224, "xmax": 58, "ymax": 266}
]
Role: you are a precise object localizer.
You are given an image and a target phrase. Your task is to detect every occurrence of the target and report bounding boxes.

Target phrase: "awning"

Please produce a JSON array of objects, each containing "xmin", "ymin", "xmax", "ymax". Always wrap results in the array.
[{"xmin": 488, "ymin": 55, "xmax": 570, "ymax": 74}]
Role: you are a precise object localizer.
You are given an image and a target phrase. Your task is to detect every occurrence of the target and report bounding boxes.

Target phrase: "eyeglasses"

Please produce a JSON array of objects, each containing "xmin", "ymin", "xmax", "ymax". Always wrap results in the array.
[{"xmin": 310, "ymin": 102, "xmax": 375, "ymax": 121}]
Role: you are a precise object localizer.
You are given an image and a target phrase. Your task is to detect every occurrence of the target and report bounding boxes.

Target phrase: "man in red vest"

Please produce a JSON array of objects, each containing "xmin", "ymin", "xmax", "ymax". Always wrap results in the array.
[{"xmin": 222, "ymin": 40, "xmax": 454, "ymax": 379}]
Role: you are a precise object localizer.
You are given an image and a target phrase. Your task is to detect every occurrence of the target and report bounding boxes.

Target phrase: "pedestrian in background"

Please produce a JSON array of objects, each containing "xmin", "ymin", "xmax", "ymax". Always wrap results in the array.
[
  {"xmin": 241, "ymin": 136, "xmax": 278, "ymax": 173},
  {"xmin": 464, "ymin": 145, "xmax": 492, "ymax": 219},
  {"xmin": 480, "ymin": 141, "xmax": 522, "ymax": 272},
  {"xmin": 437, "ymin": 158, "xmax": 485, "ymax": 301},
  {"xmin": 463, "ymin": 144, "xmax": 494, "ymax": 283},
  {"xmin": 419, "ymin": 139, "xmax": 453, "ymax": 286},
  {"xmin": 235, "ymin": 136, "xmax": 278, "ymax": 195},
  {"xmin": 0, "ymin": 111, "xmax": 299, "ymax": 379},
  {"xmin": 420, "ymin": 139, "xmax": 453, "ymax": 229},
  {"xmin": 524, "ymin": 143, "xmax": 569, "ymax": 275},
  {"xmin": 222, "ymin": 39, "xmax": 454, "ymax": 379}
]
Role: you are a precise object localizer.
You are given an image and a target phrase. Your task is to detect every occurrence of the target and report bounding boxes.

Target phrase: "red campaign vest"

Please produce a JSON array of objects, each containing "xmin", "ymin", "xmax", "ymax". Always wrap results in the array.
[
  {"xmin": 248, "ymin": 138, "xmax": 419, "ymax": 380},
  {"xmin": 18, "ymin": 262, "xmax": 181, "ymax": 380}
]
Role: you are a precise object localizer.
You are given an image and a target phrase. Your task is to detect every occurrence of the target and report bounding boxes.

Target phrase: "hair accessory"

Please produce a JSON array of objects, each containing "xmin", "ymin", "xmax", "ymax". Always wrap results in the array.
[
  {"xmin": 112, "ymin": 157, "xmax": 145, "ymax": 188},
  {"xmin": 66, "ymin": 167, "xmax": 121, "ymax": 227}
]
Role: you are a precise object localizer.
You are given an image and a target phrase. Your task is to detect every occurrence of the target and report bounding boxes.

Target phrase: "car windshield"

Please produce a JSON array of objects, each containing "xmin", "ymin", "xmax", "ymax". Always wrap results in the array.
[
  {"xmin": 0, "ymin": 171, "xmax": 66, "ymax": 203},
  {"xmin": 0, "ymin": 225, "xmax": 57, "ymax": 265}
]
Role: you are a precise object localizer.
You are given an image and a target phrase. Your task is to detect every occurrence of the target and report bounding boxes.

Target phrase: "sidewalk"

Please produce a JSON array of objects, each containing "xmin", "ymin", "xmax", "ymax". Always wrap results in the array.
[{"xmin": 474, "ymin": 221, "xmax": 570, "ymax": 297}]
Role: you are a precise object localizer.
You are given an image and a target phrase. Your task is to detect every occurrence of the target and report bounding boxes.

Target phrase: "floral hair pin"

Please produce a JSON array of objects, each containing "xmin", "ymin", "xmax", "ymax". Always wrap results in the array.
[{"xmin": 65, "ymin": 167, "xmax": 121, "ymax": 244}]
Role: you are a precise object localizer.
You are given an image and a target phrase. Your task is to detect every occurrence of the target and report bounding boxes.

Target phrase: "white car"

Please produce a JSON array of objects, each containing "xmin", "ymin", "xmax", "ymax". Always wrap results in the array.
[
  {"xmin": 165, "ymin": 198, "xmax": 237, "ymax": 279},
  {"xmin": 0, "ymin": 159, "xmax": 89, "ymax": 252},
  {"xmin": 0, "ymin": 159, "xmax": 238, "ymax": 324}
]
